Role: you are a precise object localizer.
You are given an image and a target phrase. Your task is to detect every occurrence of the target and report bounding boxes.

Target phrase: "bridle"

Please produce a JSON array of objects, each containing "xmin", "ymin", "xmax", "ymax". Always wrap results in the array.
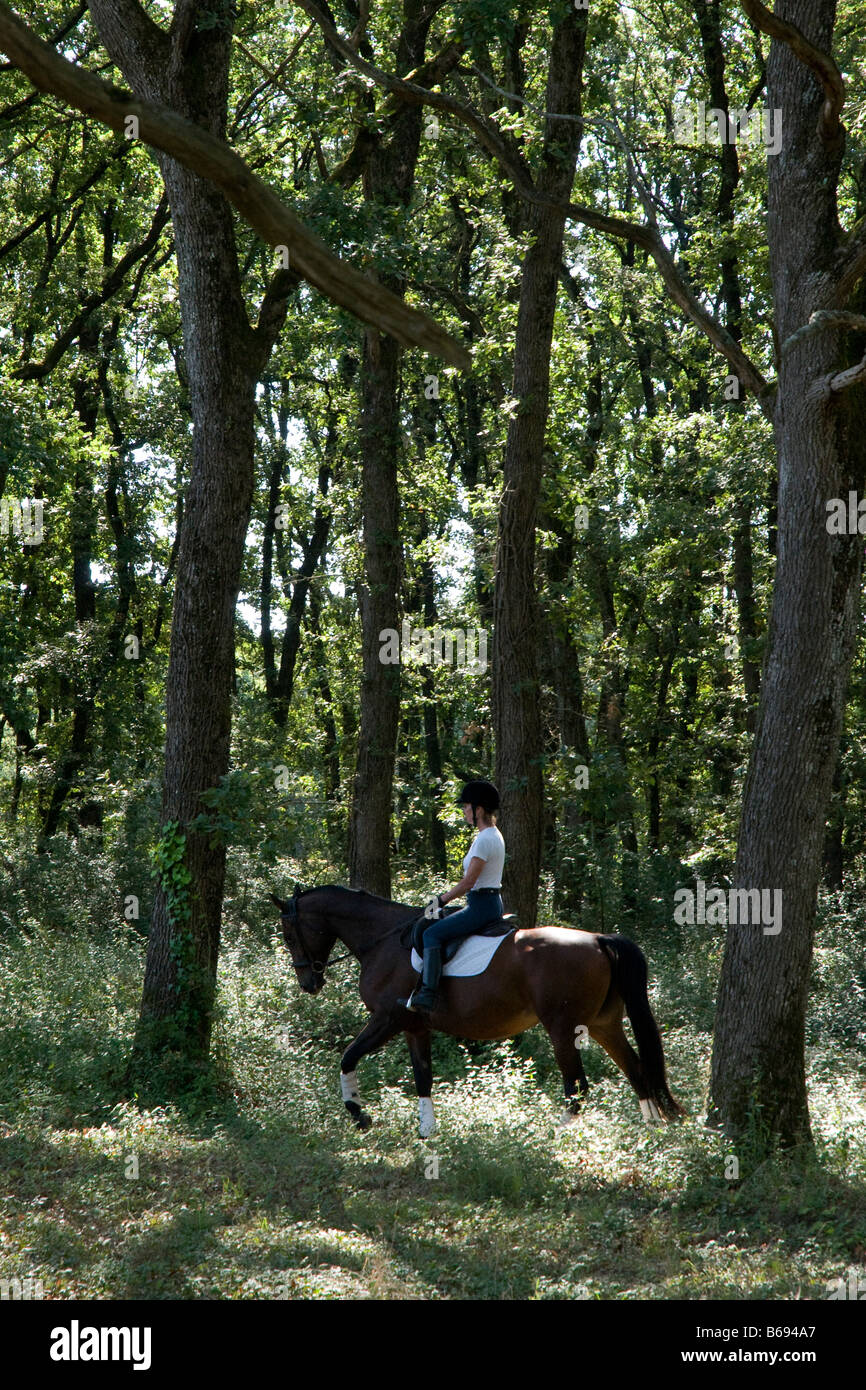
[{"xmin": 280, "ymin": 889, "xmax": 352, "ymax": 976}]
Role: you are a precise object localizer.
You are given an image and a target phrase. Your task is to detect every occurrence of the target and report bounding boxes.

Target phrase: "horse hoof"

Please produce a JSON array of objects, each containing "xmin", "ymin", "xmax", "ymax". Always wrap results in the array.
[
  {"xmin": 418, "ymin": 1119, "xmax": 436, "ymax": 1139},
  {"xmin": 356, "ymin": 1111, "xmax": 373, "ymax": 1131},
  {"xmin": 556, "ymin": 1111, "xmax": 581, "ymax": 1129}
]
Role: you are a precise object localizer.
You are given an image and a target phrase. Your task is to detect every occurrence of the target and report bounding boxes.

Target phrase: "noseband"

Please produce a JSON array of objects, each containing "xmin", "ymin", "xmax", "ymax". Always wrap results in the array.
[{"xmin": 280, "ymin": 891, "xmax": 350, "ymax": 976}]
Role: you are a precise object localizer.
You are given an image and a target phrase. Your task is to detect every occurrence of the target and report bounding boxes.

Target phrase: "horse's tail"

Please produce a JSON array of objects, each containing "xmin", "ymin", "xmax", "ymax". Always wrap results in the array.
[{"xmin": 597, "ymin": 934, "xmax": 684, "ymax": 1120}]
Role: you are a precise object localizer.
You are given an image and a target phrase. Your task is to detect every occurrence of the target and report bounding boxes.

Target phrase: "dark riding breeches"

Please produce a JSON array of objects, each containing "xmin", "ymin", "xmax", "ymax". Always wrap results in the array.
[{"xmin": 422, "ymin": 889, "xmax": 504, "ymax": 949}]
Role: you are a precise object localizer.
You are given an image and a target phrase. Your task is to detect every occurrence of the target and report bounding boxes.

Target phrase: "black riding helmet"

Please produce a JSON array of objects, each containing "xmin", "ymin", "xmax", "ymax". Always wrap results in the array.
[{"xmin": 456, "ymin": 779, "xmax": 500, "ymax": 819}]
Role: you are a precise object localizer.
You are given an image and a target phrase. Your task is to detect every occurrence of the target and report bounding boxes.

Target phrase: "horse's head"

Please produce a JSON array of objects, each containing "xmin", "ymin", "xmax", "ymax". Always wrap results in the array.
[{"xmin": 271, "ymin": 885, "xmax": 337, "ymax": 995}]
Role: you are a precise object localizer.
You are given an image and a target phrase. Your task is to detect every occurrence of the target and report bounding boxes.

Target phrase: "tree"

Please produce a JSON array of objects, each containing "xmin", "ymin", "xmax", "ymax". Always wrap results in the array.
[
  {"xmin": 708, "ymin": 0, "xmax": 866, "ymax": 1147},
  {"xmin": 0, "ymin": 0, "xmax": 467, "ymax": 1081},
  {"xmin": 491, "ymin": 4, "xmax": 587, "ymax": 927}
]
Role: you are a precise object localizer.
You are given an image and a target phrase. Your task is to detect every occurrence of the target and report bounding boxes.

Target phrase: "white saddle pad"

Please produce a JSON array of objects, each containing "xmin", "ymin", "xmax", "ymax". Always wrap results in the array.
[{"xmin": 411, "ymin": 930, "xmax": 512, "ymax": 978}]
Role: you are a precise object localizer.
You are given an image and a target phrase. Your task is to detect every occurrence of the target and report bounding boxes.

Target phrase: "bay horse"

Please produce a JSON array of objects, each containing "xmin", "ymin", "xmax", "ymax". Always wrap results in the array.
[{"xmin": 271, "ymin": 884, "xmax": 682, "ymax": 1137}]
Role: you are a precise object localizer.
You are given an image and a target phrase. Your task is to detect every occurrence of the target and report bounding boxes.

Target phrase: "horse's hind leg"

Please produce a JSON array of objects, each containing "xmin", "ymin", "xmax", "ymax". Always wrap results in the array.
[
  {"xmin": 589, "ymin": 1020, "xmax": 661, "ymax": 1123},
  {"xmin": 405, "ymin": 1029, "xmax": 435, "ymax": 1137},
  {"xmin": 340, "ymin": 1011, "xmax": 403, "ymax": 1130},
  {"xmin": 545, "ymin": 1015, "xmax": 591, "ymax": 1119}
]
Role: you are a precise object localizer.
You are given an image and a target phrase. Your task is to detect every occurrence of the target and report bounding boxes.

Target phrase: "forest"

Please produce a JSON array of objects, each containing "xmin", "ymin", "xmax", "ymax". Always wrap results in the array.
[{"xmin": 1, "ymin": 0, "xmax": 865, "ymax": 1312}]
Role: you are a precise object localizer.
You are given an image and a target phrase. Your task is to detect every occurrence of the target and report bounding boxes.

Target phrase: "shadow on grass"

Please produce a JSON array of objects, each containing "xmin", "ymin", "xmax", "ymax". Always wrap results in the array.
[
  {"xmin": 0, "ymin": 1015, "xmax": 251, "ymax": 1134},
  {"xmin": 374, "ymin": 1176, "xmax": 673, "ymax": 1298},
  {"xmin": 0, "ymin": 1023, "xmax": 131, "ymax": 1126}
]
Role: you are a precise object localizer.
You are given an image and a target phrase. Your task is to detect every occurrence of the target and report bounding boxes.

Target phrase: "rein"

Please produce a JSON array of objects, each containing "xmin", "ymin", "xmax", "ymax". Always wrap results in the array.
[
  {"xmin": 280, "ymin": 894, "xmax": 352, "ymax": 974},
  {"xmin": 280, "ymin": 889, "xmax": 421, "ymax": 975}
]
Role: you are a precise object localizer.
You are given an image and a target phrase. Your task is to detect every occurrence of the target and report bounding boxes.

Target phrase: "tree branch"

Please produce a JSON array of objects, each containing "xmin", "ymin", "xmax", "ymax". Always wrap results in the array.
[
  {"xmin": 833, "ymin": 217, "xmax": 866, "ymax": 307},
  {"xmin": 0, "ymin": 1, "xmax": 470, "ymax": 368},
  {"xmin": 825, "ymin": 352, "xmax": 866, "ymax": 395},
  {"xmin": 253, "ymin": 266, "xmax": 302, "ymax": 371},
  {"xmin": 296, "ymin": 0, "xmax": 537, "ymax": 186},
  {"xmin": 14, "ymin": 194, "xmax": 171, "ymax": 380},
  {"xmin": 740, "ymin": 0, "xmax": 844, "ymax": 145},
  {"xmin": 781, "ymin": 309, "xmax": 866, "ymax": 357},
  {"xmin": 297, "ymin": 0, "xmax": 770, "ymax": 412},
  {"xmin": 327, "ymin": 38, "xmax": 467, "ymax": 189},
  {"xmin": 85, "ymin": 0, "xmax": 168, "ymax": 97},
  {"xmin": 348, "ymin": 0, "xmax": 370, "ymax": 53},
  {"xmin": 0, "ymin": 140, "xmax": 128, "ymax": 260},
  {"xmin": 0, "ymin": 0, "xmax": 86, "ymax": 69},
  {"xmin": 808, "ymin": 351, "xmax": 866, "ymax": 401},
  {"xmin": 231, "ymin": 23, "xmax": 315, "ymax": 131}
]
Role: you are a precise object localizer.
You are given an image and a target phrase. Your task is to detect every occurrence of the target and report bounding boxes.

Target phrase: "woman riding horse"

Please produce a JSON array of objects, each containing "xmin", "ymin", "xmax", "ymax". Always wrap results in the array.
[{"xmin": 400, "ymin": 778, "xmax": 505, "ymax": 1014}]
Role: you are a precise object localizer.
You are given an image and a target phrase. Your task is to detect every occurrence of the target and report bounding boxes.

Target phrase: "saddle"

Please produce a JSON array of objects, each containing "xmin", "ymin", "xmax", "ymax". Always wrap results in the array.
[{"xmin": 404, "ymin": 908, "xmax": 518, "ymax": 965}]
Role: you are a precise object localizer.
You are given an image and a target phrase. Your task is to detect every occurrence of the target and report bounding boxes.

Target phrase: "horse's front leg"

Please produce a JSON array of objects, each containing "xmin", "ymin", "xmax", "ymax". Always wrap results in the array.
[
  {"xmin": 340, "ymin": 1010, "xmax": 403, "ymax": 1130},
  {"xmin": 405, "ymin": 1028, "xmax": 435, "ymax": 1138}
]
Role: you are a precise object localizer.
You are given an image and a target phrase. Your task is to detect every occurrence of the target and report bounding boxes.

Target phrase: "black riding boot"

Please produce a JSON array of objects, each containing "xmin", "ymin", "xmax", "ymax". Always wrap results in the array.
[{"xmin": 400, "ymin": 945, "xmax": 442, "ymax": 1014}]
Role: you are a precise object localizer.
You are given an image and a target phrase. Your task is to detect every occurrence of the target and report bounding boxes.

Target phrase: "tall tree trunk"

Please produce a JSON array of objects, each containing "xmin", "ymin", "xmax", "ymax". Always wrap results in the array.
[
  {"xmin": 40, "ymin": 353, "xmax": 99, "ymax": 842},
  {"xmin": 710, "ymin": 0, "xmax": 866, "ymax": 1147},
  {"xmin": 540, "ymin": 498, "xmax": 591, "ymax": 917},
  {"xmin": 647, "ymin": 623, "xmax": 679, "ymax": 852},
  {"xmin": 262, "ymin": 382, "xmax": 335, "ymax": 728},
  {"xmin": 694, "ymin": 0, "xmax": 762, "ymax": 723},
  {"xmin": 419, "ymin": 552, "xmax": 447, "ymax": 874},
  {"xmin": 348, "ymin": 2, "xmax": 430, "ymax": 895},
  {"xmin": 348, "ymin": 328, "xmax": 403, "ymax": 895},
  {"xmin": 85, "ymin": 2, "xmax": 291, "ymax": 1074},
  {"xmin": 493, "ymin": 6, "xmax": 587, "ymax": 927},
  {"xmin": 140, "ymin": 117, "xmax": 260, "ymax": 1059},
  {"xmin": 732, "ymin": 499, "xmax": 761, "ymax": 725},
  {"xmin": 307, "ymin": 586, "xmax": 341, "ymax": 803}
]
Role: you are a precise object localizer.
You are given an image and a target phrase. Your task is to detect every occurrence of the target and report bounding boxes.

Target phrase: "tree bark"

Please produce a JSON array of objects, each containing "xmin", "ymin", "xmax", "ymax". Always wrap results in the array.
[
  {"xmin": 307, "ymin": 586, "xmax": 341, "ymax": 803},
  {"xmin": 709, "ymin": 0, "xmax": 866, "ymax": 1147},
  {"xmin": 136, "ymin": 14, "xmax": 263, "ymax": 1068},
  {"xmin": 493, "ymin": 5, "xmax": 587, "ymax": 927},
  {"xmin": 347, "ymin": 327, "xmax": 403, "ymax": 895},
  {"xmin": 77, "ymin": 1, "xmax": 292, "ymax": 1074},
  {"xmin": 348, "ymin": 2, "xmax": 430, "ymax": 896},
  {"xmin": 40, "ymin": 335, "xmax": 100, "ymax": 843}
]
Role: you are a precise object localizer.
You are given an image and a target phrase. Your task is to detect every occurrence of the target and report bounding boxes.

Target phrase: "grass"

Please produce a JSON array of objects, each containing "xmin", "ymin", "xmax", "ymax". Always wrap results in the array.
[{"xmin": 1, "ymin": 897, "xmax": 865, "ymax": 1300}]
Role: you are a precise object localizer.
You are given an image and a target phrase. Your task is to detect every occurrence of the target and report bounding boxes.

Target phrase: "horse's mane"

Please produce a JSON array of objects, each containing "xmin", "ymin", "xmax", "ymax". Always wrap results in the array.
[{"xmin": 298, "ymin": 883, "xmax": 414, "ymax": 912}]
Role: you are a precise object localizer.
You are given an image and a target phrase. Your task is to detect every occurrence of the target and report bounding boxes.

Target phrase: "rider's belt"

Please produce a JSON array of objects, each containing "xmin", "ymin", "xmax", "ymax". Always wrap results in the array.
[{"xmin": 470, "ymin": 887, "xmax": 501, "ymax": 894}]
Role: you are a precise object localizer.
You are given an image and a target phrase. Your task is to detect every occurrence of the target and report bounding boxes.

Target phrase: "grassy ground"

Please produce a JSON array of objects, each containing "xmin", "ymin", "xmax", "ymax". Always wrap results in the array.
[{"xmin": 1, "ymin": 898, "xmax": 865, "ymax": 1301}]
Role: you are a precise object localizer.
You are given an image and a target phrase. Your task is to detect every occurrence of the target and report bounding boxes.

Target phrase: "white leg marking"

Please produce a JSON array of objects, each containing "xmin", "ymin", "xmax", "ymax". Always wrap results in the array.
[
  {"xmin": 418, "ymin": 1097, "xmax": 435, "ymax": 1138},
  {"xmin": 640, "ymin": 1097, "xmax": 662, "ymax": 1124},
  {"xmin": 555, "ymin": 1111, "xmax": 581, "ymax": 1129},
  {"xmin": 340, "ymin": 1070, "xmax": 360, "ymax": 1103}
]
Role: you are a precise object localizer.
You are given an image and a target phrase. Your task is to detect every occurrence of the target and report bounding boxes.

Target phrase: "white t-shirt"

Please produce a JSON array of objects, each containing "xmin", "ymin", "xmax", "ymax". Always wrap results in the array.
[{"xmin": 463, "ymin": 825, "xmax": 505, "ymax": 889}]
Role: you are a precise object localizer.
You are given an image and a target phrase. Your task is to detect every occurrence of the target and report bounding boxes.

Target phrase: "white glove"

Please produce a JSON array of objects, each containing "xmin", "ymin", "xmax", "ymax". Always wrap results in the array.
[{"xmin": 423, "ymin": 895, "xmax": 444, "ymax": 920}]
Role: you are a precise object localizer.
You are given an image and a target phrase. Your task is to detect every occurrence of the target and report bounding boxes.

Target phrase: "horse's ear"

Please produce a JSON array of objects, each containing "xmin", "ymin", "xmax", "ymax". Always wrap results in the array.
[
  {"xmin": 271, "ymin": 892, "xmax": 289, "ymax": 912},
  {"xmin": 293, "ymin": 881, "xmax": 302, "ymax": 899}
]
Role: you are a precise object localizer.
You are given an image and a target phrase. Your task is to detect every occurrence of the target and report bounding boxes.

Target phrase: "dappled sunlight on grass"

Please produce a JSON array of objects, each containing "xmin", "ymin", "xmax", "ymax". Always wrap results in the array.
[{"xmin": 1, "ymin": 914, "xmax": 865, "ymax": 1298}]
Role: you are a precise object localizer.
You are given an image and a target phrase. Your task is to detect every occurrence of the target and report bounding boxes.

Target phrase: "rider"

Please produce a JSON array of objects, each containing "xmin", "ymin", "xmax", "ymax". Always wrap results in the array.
[{"xmin": 401, "ymin": 779, "xmax": 505, "ymax": 1014}]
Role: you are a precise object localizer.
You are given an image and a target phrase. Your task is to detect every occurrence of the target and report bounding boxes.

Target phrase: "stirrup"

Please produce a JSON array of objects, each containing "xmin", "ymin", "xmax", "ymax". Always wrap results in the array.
[
  {"xmin": 407, "ymin": 986, "xmax": 437, "ymax": 1013},
  {"xmin": 398, "ymin": 986, "xmax": 436, "ymax": 1013}
]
